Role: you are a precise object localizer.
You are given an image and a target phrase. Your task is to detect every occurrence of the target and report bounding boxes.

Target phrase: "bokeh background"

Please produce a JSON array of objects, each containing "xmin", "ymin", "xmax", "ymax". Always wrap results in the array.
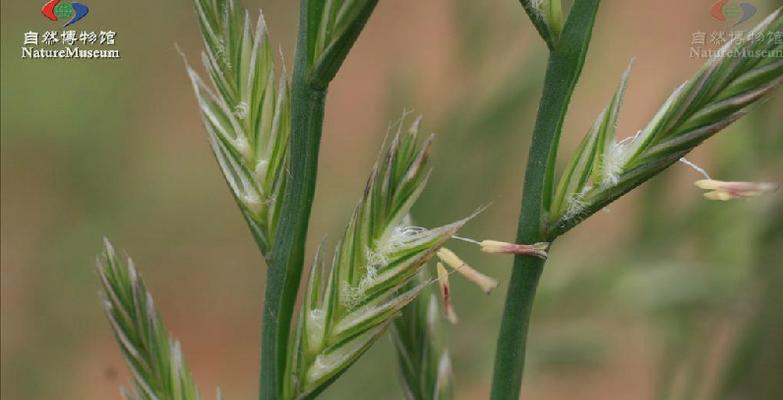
[{"xmin": 2, "ymin": 0, "xmax": 782, "ymax": 399}]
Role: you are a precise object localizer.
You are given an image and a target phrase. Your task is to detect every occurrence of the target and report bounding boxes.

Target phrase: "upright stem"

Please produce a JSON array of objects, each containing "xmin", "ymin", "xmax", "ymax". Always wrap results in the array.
[
  {"xmin": 259, "ymin": 0, "xmax": 380, "ymax": 396},
  {"xmin": 260, "ymin": 2, "xmax": 326, "ymax": 398},
  {"xmin": 490, "ymin": 1, "xmax": 601, "ymax": 398}
]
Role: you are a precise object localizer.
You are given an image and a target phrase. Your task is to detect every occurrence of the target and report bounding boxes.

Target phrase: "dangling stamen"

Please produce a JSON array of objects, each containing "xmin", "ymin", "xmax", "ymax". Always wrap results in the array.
[
  {"xmin": 479, "ymin": 240, "xmax": 550, "ymax": 259},
  {"xmin": 436, "ymin": 262, "xmax": 459, "ymax": 324},
  {"xmin": 436, "ymin": 248, "xmax": 499, "ymax": 294},
  {"xmin": 695, "ymin": 180, "xmax": 778, "ymax": 201},
  {"xmin": 679, "ymin": 158, "xmax": 777, "ymax": 201}
]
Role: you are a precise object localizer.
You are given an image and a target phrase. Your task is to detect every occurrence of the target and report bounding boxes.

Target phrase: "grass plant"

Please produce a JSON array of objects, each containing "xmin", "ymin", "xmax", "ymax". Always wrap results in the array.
[{"xmin": 97, "ymin": 1, "xmax": 783, "ymax": 399}]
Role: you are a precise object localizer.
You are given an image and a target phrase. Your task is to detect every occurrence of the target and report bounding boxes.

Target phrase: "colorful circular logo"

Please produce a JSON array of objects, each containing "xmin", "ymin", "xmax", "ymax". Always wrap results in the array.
[
  {"xmin": 53, "ymin": 2, "xmax": 74, "ymax": 19},
  {"xmin": 710, "ymin": 0, "xmax": 758, "ymax": 26},
  {"xmin": 41, "ymin": 0, "xmax": 89, "ymax": 27}
]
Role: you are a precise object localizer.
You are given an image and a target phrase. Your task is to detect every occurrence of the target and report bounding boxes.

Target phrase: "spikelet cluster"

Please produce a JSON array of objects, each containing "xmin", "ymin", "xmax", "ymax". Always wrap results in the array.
[
  {"xmin": 98, "ymin": 240, "xmax": 202, "ymax": 400},
  {"xmin": 188, "ymin": 0, "xmax": 290, "ymax": 255},
  {"xmin": 548, "ymin": 9, "xmax": 783, "ymax": 236},
  {"xmin": 303, "ymin": 0, "xmax": 380, "ymax": 86},
  {"xmin": 391, "ymin": 286, "xmax": 454, "ymax": 400},
  {"xmin": 285, "ymin": 117, "xmax": 470, "ymax": 399}
]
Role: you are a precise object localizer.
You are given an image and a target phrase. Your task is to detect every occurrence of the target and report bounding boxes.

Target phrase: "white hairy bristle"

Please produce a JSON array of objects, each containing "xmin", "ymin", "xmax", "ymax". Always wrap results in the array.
[
  {"xmin": 564, "ymin": 185, "xmax": 591, "ymax": 220},
  {"xmin": 234, "ymin": 102, "xmax": 249, "ymax": 120},
  {"xmin": 530, "ymin": 0, "xmax": 545, "ymax": 15},
  {"xmin": 369, "ymin": 225, "xmax": 429, "ymax": 266},
  {"xmin": 341, "ymin": 224, "xmax": 436, "ymax": 309}
]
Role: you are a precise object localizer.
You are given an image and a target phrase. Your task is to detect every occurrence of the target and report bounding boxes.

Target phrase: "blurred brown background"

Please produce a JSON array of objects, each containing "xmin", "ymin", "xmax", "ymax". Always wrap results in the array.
[{"xmin": 2, "ymin": 0, "xmax": 782, "ymax": 399}]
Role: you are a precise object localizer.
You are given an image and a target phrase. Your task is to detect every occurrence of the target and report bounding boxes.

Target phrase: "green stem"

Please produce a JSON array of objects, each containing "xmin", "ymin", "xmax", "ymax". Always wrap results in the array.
[
  {"xmin": 490, "ymin": 1, "xmax": 601, "ymax": 398},
  {"xmin": 260, "ymin": 2, "xmax": 326, "ymax": 398},
  {"xmin": 259, "ymin": 1, "xmax": 380, "ymax": 396}
]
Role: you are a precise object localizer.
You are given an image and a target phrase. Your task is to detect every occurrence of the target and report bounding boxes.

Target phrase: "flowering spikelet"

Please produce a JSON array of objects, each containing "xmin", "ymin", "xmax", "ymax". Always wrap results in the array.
[
  {"xmin": 286, "ymin": 116, "xmax": 472, "ymax": 399},
  {"xmin": 547, "ymin": 9, "xmax": 783, "ymax": 238},
  {"xmin": 97, "ymin": 240, "xmax": 202, "ymax": 400},
  {"xmin": 549, "ymin": 62, "xmax": 631, "ymax": 223},
  {"xmin": 188, "ymin": 0, "xmax": 290, "ymax": 255}
]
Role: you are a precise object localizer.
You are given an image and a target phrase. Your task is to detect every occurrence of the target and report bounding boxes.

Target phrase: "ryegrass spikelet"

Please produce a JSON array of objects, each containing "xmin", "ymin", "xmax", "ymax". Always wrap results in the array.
[
  {"xmin": 391, "ymin": 286, "xmax": 454, "ymax": 400},
  {"xmin": 285, "ymin": 117, "xmax": 470, "ymax": 399},
  {"xmin": 549, "ymin": 61, "xmax": 631, "ymax": 223},
  {"xmin": 304, "ymin": 0, "xmax": 380, "ymax": 87},
  {"xmin": 622, "ymin": 10, "xmax": 783, "ymax": 172},
  {"xmin": 188, "ymin": 0, "xmax": 290, "ymax": 255},
  {"xmin": 548, "ymin": 9, "xmax": 783, "ymax": 237},
  {"xmin": 97, "ymin": 239, "xmax": 201, "ymax": 400}
]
